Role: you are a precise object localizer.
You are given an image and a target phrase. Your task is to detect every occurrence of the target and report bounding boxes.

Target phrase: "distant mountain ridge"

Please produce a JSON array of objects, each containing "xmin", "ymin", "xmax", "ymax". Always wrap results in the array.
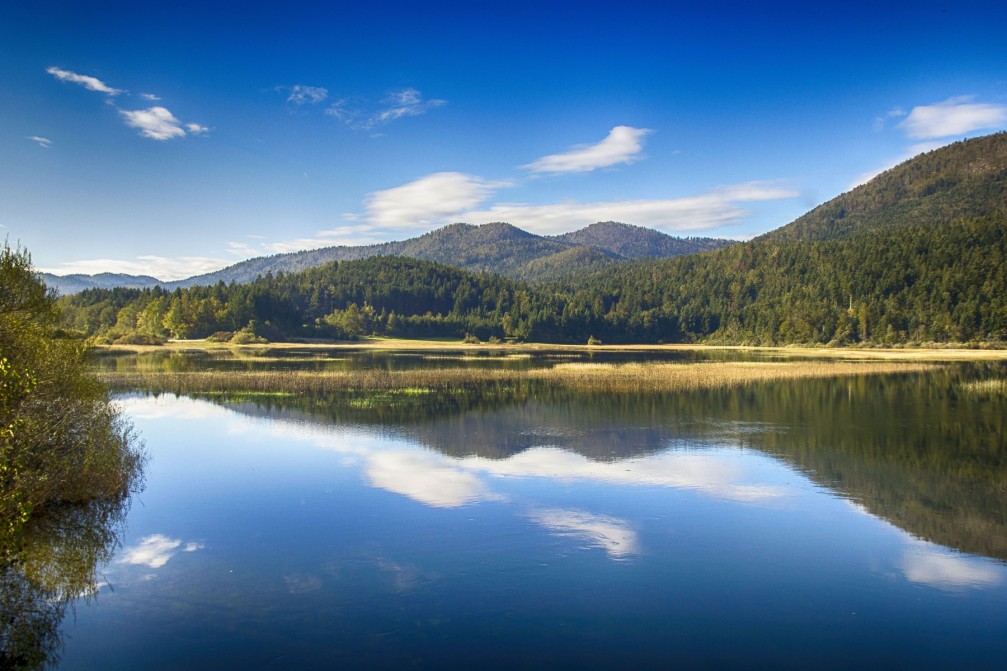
[
  {"xmin": 42, "ymin": 221, "xmax": 735, "ymax": 294},
  {"xmin": 39, "ymin": 272, "xmax": 163, "ymax": 295}
]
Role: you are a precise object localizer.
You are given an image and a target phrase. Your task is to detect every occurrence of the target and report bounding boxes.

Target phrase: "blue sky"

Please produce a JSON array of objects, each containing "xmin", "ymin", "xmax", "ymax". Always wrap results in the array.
[{"xmin": 3, "ymin": 1, "xmax": 1006, "ymax": 280}]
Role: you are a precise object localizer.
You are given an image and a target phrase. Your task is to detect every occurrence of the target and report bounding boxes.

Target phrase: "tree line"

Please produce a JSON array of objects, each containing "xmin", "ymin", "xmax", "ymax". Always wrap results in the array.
[{"xmin": 56, "ymin": 214, "xmax": 1007, "ymax": 347}]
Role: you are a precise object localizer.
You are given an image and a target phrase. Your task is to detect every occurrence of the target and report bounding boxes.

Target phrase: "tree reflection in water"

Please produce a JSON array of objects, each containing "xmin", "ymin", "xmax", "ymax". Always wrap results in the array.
[{"xmin": 1, "ymin": 494, "xmax": 132, "ymax": 669}]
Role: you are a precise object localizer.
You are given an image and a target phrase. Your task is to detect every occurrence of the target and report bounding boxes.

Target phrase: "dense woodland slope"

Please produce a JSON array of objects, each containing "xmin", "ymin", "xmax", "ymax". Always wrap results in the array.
[{"xmin": 55, "ymin": 133, "xmax": 1007, "ymax": 346}]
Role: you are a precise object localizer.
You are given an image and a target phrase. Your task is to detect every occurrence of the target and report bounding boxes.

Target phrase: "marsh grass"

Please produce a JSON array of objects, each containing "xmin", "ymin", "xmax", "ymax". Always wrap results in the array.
[
  {"xmin": 100, "ymin": 360, "xmax": 934, "ymax": 395},
  {"xmin": 529, "ymin": 361, "xmax": 933, "ymax": 393}
]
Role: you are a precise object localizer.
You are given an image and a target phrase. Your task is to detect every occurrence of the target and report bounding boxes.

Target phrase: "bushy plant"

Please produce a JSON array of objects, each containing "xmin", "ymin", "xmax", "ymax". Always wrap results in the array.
[{"xmin": 0, "ymin": 243, "xmax": 144, "ymax": 554}]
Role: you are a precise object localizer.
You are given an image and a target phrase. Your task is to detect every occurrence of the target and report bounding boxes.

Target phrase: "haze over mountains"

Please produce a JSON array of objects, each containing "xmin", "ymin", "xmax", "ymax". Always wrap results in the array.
[{"xmin": 42, "ymin": 222, "xmax": 733, "ymax": 295}]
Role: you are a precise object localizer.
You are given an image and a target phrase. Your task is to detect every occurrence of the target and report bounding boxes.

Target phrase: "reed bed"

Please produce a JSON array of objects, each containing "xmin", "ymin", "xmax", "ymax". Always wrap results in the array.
[
  {"xmin": 528, "ymin": 361, "xmax": 933, "ymax": 393},
  {"xmin": 101, "ymin": 360, "xmax": 934, "ymax": 395}
]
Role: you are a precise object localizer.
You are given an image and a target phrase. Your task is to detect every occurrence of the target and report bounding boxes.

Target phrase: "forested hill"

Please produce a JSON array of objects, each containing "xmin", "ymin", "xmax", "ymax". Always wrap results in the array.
[
  {"xmin": 764, "ymin": 132, "xmax": 1007, "ymax": 243},
  {"xmin": 555, "ymin": 134, "xmax": 1007, "ymax": 345},
  {"xmin": 172, "ymin": 221, "xmax": 732, "ymax": 288},
  {"xmin": 57, "ymin": 133, "xmax": 1007, "ymax": 346}
]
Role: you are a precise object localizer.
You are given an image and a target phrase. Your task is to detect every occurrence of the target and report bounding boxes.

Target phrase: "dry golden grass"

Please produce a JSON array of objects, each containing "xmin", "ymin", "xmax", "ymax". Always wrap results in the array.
[
  {"xmin": 97, "ymin": 338, "xmax": 1007, "ymax": 361},
  {"xmin": 100, "ymin": 360, "xmax": 934, "ymax": 395},
  {"xmin": 528, "ymin": 361, "xmax": 933, "ymax": 393}
]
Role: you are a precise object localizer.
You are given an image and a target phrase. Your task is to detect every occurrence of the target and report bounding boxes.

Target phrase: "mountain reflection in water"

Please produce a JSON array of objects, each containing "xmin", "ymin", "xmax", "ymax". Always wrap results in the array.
[{"xmin": 191, "ymin": 364, "xmax": 1007, "ymax": 563}]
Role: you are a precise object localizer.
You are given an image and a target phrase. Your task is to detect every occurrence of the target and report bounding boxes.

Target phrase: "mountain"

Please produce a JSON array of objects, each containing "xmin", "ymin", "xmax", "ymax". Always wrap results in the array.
[
  {"xmin": 171, "ymin": 221, "xmax": 732, "ymax": 289},
  {"xmin": 43, "ymin": 222, "xmax": 734, "ymax": 294},
  {"xmin": 40, "ymin": 272, "xmax": 163, "ymax": 295},
  {"xmin": 764, "ymin": 132, "xmax": 1007, "ymax": 242},
  {"xmin": 561, "ymin": 133, "xmax": 1007, "ymax": 345}
]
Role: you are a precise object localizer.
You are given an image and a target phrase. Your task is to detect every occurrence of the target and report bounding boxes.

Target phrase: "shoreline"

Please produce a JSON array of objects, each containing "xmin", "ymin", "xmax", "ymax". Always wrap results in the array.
[{"xmin": 93, "ymin": 336, "xmax": 1007, "ymax": 362}]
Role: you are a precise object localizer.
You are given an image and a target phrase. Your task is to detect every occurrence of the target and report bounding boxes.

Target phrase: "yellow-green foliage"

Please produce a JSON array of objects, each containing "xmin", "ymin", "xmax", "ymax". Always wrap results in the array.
[{"xmin": 1, "ymin": 243, "xmax": 143, "ymax": 554}]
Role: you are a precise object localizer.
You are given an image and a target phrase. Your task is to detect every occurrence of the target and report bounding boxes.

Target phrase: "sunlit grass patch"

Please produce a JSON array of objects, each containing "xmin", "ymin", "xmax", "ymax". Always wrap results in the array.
[
  {"xmin": 100, "ymin": 359, "xmax": 935, "ymax": 396},
  {"xmin": 527, "ymin": 360, "xmax": 935, "ymax": 393}
]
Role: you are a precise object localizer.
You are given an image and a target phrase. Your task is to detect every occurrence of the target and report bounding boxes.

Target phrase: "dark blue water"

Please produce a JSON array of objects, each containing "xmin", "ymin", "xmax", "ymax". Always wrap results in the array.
[{"xmin": 55, "ymin": 377, "xmax": 1007, "ymax": 670}]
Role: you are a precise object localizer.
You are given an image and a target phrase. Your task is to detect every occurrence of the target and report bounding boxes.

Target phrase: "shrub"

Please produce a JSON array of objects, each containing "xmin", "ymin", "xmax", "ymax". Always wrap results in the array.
[{"xmin": 0, "ymin": 242, "xmax": 144, "ymax": 554}]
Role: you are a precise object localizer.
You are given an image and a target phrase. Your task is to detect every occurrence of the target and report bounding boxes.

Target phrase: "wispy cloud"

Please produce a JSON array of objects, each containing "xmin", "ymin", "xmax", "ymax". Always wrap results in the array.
[
  {"xmin": 460, "ymin": 182, "xmax": 797, "ymax": 236},
  {"xmin": 140, "ymin": 92, "xmax": 161, "ymax": 101},
  {"xmin": 26, "ymin": 135, "xmax": 52, "ymax": 149},
  {"xmin": 524, "ymin": 126, "xmax": 652, "ymax": 174},
  {"xmin": 365, "ymin": 172, "xmax": 512, "ymax": 229},
  {"xmin": 899, "ymin": 96, "xmax": 1007, "ymax": 139},
  {"xmin": 46, "ymin": 66, "xmax": 122, "ymax": 95},
  {"xmin": 255, "ymin": 225, "xmax": 391, "ymax": 254},
  {"xmin": 325, "ymin": 87, "xmax": 446, "ymax": 130},
  {"xmin": 872, "ymin": 107, "xmax": 906, "ymax": 132},
  {"xmin": 39, "ymin": 255, "xmax": 227, "ymax": 281},
  {"xmin": 120, "ymin": 106, "xmax": 209, "ymax": 141},
  {"xmin": 287, "ymin": 84, "xmax": 328, "ymax": 105},
  {"xmin": 851, "ymin": 95, "xmax": 1007, "ymax": 189}
]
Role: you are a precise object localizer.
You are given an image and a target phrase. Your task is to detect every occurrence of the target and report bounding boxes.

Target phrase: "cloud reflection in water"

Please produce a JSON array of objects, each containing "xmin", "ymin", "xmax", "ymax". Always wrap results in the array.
[
  {"xmin": 900, "ymin": 543, "xmax": 1004, "ymax": 590},
  {"xmin": 528, "ymin": 508, "xmax": 640, "ymax": 559},
  {"xmin": 119, "ymin": 534, "xmax": 203, "ymax": 569}
]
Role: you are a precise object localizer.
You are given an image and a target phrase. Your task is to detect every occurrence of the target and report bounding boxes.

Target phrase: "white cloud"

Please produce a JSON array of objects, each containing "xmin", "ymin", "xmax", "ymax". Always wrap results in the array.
[
  {"xmin": 26, "ymin": 136, "xmax": 52, "ymax": 149},
  {"xmin": 258, "ymin": 225, "xmax": 392, "ymax": 254},
  {"xmin": 460, "ymin": 182, "xmax": 797, "ymax": 236},
  {"xmin": 900, "ymin": 543, "xmax": 1003, "ymax": 590},
  {"xmin": 325, "ymin": 88, "xmax": 445, "ymax": 130},
  {"xmin": 287, "ymin": 85, "xmax": 328, "ymax": 105},
  {"xmin": 140, "ymin": 92, "xmax": 161, "ymax": 101},
  {"xmin": 120, "ymin": 106, "xmax": 187, "ymax": 140},
  {"xmin": 524, "ymin": 126, "xmax": 652, "ymax": 174},
  {"xmin": 899, "ymin": 96, "xmax": 1007, "ymax": 139},
  {"xmin": 365, "ymin": 172, "xmax": 511, "ymax": 229},
  {"xmin": 529, "ymin": 508, "xmax": 640, "ymax": 559},
  {"xmin": 46, "ymin": 66, "xmax": 122, "ymax": 95},
  {"xmin": 118, "ymin": 107, "xmax": 209, "ymax": 140},
  {"xmin": 39, "ymin": 254, "xmax": 228, "ymax": 281}
]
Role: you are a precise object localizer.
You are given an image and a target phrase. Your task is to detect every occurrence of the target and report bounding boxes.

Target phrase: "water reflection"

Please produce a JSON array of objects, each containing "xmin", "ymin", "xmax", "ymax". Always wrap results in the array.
[
  {"xmin": 365, "ymin": 450, "xmax": 502, "ymax": 508},
  {"xmin": 0, "ymin": 497, "xmax": 131, "ymax": 669},
  {"xmin": 900, "ymin": 543, "xmax": 1004, "ymax": 591},
  {"xmin": 119, "ymin": 534, "xmax": 204, "ymax": 569},
  {"xmin": 528, "ymin": 509, "xmax": 640, "ymax": 559},
  {"xmin": 52, "ymin": 390, "xmax": 1007, "ymax": 669},
  {"xmin": 186, "ymin": 362, "xmax": 1007, "ymax": 564}
]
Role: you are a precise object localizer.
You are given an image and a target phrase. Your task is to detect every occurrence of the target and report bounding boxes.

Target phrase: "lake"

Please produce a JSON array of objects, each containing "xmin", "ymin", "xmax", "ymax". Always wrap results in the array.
[{"xmin": 49, "ymin": 351, "xmax": 1007, "ymax": 668}]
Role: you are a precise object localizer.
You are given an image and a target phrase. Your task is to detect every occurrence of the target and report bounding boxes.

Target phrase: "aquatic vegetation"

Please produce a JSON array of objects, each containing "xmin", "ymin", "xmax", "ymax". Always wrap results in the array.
[{"xmin": 100, "ymin": 360, "xmax": 934, "ymax": 396}]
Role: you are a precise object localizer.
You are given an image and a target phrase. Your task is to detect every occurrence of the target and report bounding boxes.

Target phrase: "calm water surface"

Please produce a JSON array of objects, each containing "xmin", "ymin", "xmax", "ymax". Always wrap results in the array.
[{"xmin": 51, "ymin": 354, "xmax": 1007, "ymax": 669}]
